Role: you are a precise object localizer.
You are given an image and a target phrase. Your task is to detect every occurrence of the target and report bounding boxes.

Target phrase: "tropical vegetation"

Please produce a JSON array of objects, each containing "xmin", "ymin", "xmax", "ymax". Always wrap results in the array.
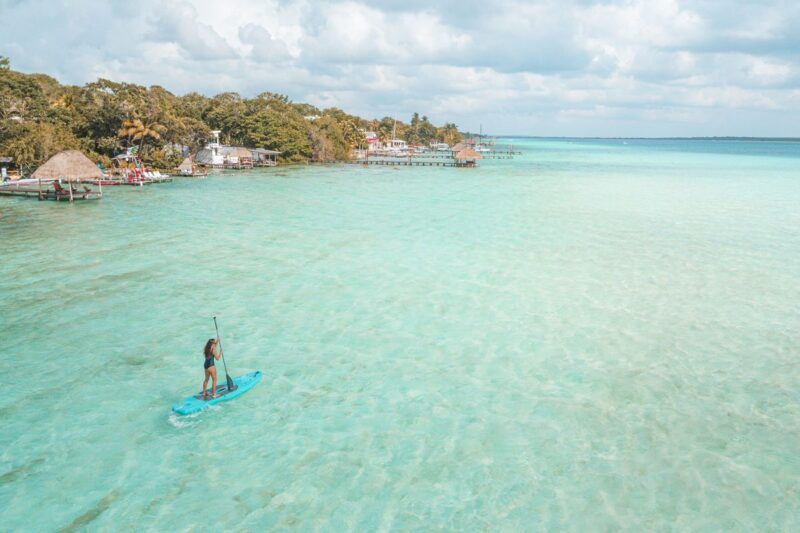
[{"xmin": 0, "ymin": 57, "xmax": 463, "ymax": 172}]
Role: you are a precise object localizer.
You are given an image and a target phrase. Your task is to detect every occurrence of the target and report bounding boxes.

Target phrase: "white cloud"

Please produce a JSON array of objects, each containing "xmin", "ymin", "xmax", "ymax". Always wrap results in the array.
[
  {"xmin": 300, "ymin": 2, "xmax": 472, "ymax": 66},
  {"xmin": 239, "ymin": 24, "xmax": 292, "ymax": 62},
  {"xmin": 0, "ymin": 0, "xmax": 799, "ymax": 135},
  {"xmin": 146, "ymin": 3, "xmax": 239, "ymax": 60}
]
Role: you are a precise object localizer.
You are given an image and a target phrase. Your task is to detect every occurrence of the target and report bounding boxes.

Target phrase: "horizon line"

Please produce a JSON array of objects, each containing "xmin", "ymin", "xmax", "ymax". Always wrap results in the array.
[{"xmin": 475, "ymin": 135, "xmax": 800, "ymax": 141}]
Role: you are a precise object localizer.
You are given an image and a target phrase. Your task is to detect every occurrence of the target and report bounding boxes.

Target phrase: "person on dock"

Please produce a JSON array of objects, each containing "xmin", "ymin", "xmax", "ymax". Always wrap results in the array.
[{"xmin": 202, "ymin": 338, "xmax": 222, "ymax": 399}]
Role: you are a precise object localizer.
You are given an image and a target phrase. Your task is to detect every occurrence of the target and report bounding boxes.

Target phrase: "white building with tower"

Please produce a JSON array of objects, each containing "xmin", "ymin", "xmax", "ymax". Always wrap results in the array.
[{"xmin": 195, "ymin": 130, "xmax": 226, "ymax": 168}]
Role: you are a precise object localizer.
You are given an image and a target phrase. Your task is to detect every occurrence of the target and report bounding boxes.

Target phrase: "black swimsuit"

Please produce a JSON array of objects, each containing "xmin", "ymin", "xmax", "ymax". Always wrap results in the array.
[{"xmin": 204, "ymin": 355, "xmax": 215, "ymax": 370}]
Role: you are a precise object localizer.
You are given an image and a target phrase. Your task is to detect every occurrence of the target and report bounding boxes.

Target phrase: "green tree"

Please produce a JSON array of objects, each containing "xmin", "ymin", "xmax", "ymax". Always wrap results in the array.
[
  {"xmin": 406, "ymin": 112, "xmax": 421, "ymax": 144},
  {"xmin": 241, "ymin": 94, "xmax": 313, "ymax": 162},
  {"xmin": 0, "ymin": 62, "xmax": 459, "ymax": 169},
  {"xmin": 117, "ymin": 118, "xmax": 164, "ymax": 154},
  {"xmin": 377, "ymin": 117, "xmax": 398, "ymax": 142},
  {"xmin": 439, "ymin": 123, "xmax": 462, "ymax": 145},
  {"xmin": 203, "ymin": 92, "xmax": 247, "ymax": 145},
  {"xmin": 244, "ymin": 107, "xmax": 311, "ymax": 161},
  {"xmin": 71, "ymin": 80, "xmax": 130, "ymax": 155},
  {"xmin": 0, "ymin": 121, "xmax": 83, "ymax": 168},
  {"xmin": 293, "ymin": 102, "xmax": 321, "ymax": 117},
  {"xmin": 175, "ymin": 92, "xmax": 210, "ymax": 120},
  {"xmin": 172, "ymin": 116, "xmax": 211, "ymax": 151},
  {"xmin": 0, "ymin": 68, "xmax": 51, "ymax": 124},
  {"xmin": 308, "ymin": 115, "xmax": 348, "ymax": 161},
  {"xmin": 404, "ymin": 112, "xmax": 438, "ymax": 145}
]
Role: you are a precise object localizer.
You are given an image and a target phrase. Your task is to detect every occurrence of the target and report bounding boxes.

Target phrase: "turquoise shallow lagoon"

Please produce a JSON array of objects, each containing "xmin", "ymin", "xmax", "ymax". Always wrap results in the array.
[{"xmin": 1, "ymin": 138, "xmax": 799, "ymax": 530}]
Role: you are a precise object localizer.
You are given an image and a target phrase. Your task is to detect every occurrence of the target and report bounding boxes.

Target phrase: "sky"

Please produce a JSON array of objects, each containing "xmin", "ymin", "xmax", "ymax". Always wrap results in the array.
[{"xmin": 2, "ymin": 0, "xmax": 799, "ymax": 136}]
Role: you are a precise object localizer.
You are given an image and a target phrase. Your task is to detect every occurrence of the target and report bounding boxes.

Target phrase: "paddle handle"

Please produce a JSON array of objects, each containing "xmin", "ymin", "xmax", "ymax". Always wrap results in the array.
[{"xmin": 213, "ymin": 316, "xmax": 235, "ymax": 390}]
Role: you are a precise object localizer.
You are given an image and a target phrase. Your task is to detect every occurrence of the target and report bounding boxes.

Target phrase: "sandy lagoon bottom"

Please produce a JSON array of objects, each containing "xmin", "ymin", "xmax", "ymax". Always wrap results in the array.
[{"xmin": 1, "ymin": 139, "xmax": 799, "ymax": 530}]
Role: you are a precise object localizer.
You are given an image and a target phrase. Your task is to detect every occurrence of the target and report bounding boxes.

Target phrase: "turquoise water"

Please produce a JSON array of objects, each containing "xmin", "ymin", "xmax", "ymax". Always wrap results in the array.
[{"xmin": 1, "ymin": 139, "xmax": 799, "ymax": 530}]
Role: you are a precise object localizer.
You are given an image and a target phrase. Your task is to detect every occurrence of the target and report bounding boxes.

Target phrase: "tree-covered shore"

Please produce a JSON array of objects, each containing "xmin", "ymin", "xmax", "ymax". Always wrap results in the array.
[{"xmin": 0, "ymin": 57, "xmax": 462, "ymax": 172}]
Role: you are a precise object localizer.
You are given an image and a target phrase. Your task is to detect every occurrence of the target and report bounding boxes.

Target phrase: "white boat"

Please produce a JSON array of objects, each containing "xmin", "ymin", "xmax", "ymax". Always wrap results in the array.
[
  {"xmin": 385, "ymin": 117, "xmax": 409, "ymax": 155},
  {"xmin": 386, "ymin": 138, "xmax": 408, "ymax": 155},
  {"xmin": 474, "ymin": 124, "xmax": 493, "ymax": 153}
]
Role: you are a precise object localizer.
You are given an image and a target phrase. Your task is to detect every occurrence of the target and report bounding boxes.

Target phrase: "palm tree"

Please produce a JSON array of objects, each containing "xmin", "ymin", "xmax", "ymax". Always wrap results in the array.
[
  {"xmin": 341, "ymin": 119, "xmax": 364, "ymax": 150},
  {"xmin": 118, "ymin": 118, "xmax": 163, "ymax": 153},
  {"xmin": 440, "ymin": 123, "xmax": 461, "ymax": 145}
]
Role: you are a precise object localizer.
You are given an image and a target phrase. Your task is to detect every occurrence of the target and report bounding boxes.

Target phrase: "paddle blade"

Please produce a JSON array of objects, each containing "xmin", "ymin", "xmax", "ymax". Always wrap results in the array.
[{"xmin": 226, "ymin": 374, "xmax": 236, "ymax": 391}]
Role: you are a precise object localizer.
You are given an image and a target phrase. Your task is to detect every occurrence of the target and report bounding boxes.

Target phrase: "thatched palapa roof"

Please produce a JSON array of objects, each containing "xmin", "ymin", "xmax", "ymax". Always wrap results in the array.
[
  {"xmin": 454, "ymin": 148, "xmax": 483, "ymax": 161},
  {"xmin": 451, "ymin": 142, "xmax": 467, "ymax": 152},
  {"xmin": 224, "ymin": 147, "xmax": 253, "ymax": 158},
  {"xmin": 178, "ymin": 157, "xmax": 194, "ymax": 171},
  {"xmin": 32, "ymin": 150, "xmax": 104, "ymax": 181}
]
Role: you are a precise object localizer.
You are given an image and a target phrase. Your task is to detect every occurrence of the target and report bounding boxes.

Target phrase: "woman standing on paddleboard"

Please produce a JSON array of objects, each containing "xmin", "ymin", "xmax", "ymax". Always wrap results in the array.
[{"xmin": 202, "ymin": 338, "xmax": 222, "ymax": 399}]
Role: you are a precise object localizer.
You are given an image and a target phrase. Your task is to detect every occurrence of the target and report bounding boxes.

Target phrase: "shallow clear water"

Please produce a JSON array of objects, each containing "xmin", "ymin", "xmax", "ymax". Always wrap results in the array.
[{"xmin": 1, "ymin": 139, "xmax": 799, "ymax": 530}]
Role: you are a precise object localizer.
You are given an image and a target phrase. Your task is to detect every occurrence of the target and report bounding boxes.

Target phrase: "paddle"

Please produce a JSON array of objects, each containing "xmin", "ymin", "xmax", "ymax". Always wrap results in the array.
[{"xmin": 213, "ymin": 316, "xmax": 236, "ymax": 392}]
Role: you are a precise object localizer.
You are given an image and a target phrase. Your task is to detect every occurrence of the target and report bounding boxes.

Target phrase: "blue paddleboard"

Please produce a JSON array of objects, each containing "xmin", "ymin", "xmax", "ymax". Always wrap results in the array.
[{"xmin": 172, "ymin": 371, "xmax": 262, "ymax": 415}]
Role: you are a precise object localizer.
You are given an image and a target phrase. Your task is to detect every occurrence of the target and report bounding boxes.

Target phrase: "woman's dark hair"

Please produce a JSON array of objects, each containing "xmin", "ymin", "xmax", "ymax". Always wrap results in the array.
[{"xmin": 204, "ymin": 338, "xmax": 216, "ymax": 358}]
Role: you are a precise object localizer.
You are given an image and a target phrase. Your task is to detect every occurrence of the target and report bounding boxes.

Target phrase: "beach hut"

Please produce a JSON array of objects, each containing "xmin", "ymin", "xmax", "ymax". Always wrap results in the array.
[
  {"xmin": 451, "ymin": 142, "xmax": 468, "ymax": 153},
  {"xmin": 251, "ymin": 148, "xmax": 280, "ymax": 167},
  {"xmin": 177, "ymin": 156, "xmax": 207, "ymax": 177},
  {"xmin": 454, "ymin": 148, "xmax": 483, "ymax": 168},
  {"xmin": 233, "ymin": 146, "xmax": 254, "ymax": 168},
  {"xmin": 221, "ymin": 147, "xmax": 254, "ymax": 169},
  {"xmin": 178, "ymin": 156, "xmax": 194, "ymax": 176},
  {"xmin": 31, "ymin": 150, "xmax": 104, "ymax": 201}
]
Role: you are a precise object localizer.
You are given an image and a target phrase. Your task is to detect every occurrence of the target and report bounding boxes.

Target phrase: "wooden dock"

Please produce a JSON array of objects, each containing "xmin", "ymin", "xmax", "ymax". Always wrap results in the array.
[
  {"xmin": 488, "ymin": 151, "xmax": 521, "ymax": 156},
  {"xmin": 353, "ymin": 148, "xmax": 519, "ymax": 164},
  {"xmin": 373, "ymin": 151, "xmax": 519, "ymax": 159},
  {"xmin": 479, "ymin": 153, "xmax": 515, "ymax": 159},
  {"xmin": 0, "ymin": 182, "xmax": 102, "ymax": 201},
  {"xmin": 410, "ymin": 153, "xmax": 458, "ymax": 159},
  {"xmin": 93, "ymin": 175, "xmax": 173, "ymax": 186},
  {"xmin": 349, "ymin": 159, "xmax": 458, "ymax": 167}
]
